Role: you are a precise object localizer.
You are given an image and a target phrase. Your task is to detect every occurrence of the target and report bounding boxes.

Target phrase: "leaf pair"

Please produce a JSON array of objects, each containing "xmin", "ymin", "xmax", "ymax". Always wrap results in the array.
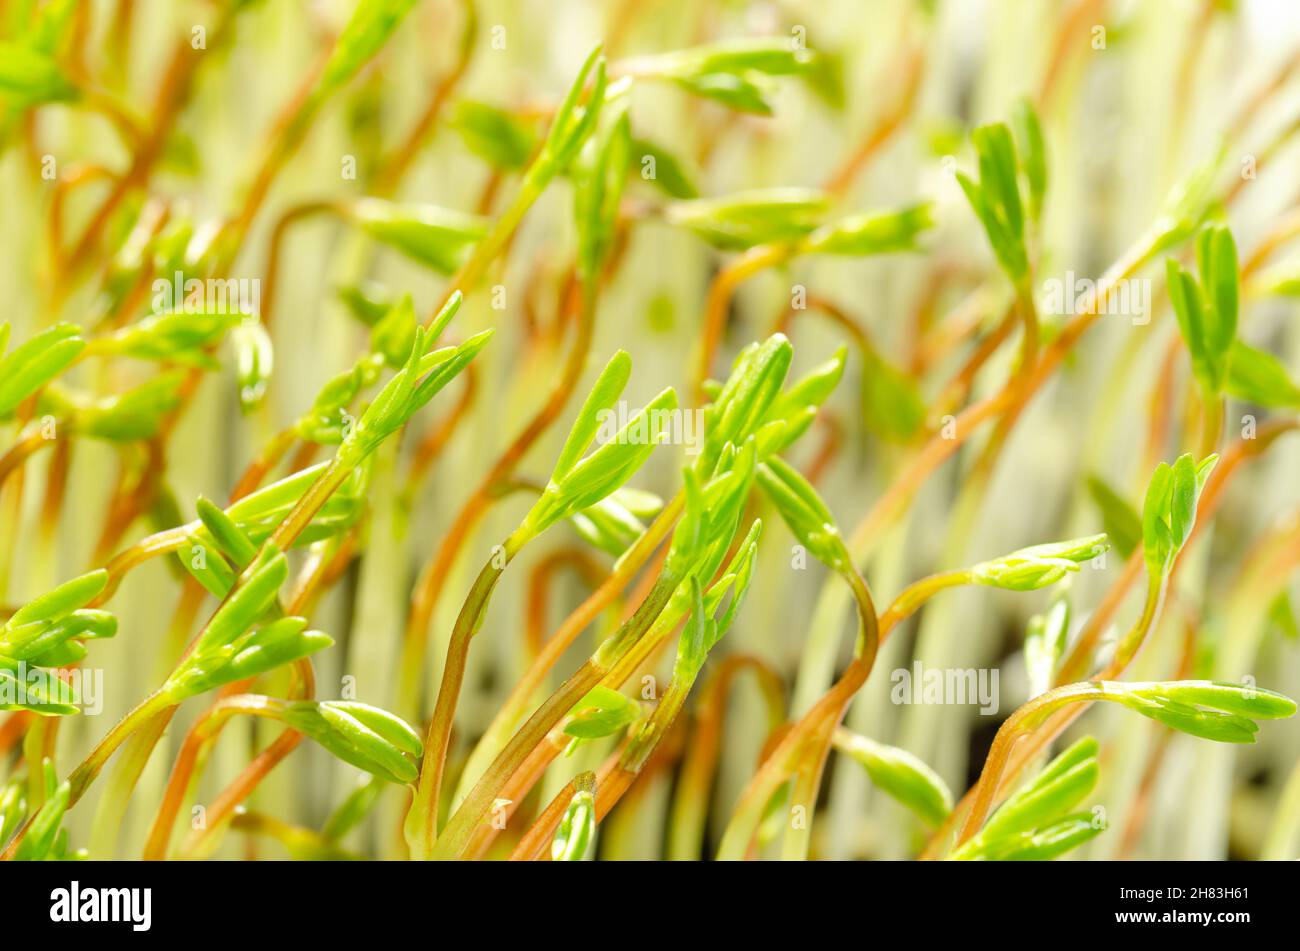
[
  {"xmin": 0, "ymin": 570, "xmax": 115, "ymax": 714},
  {"xmin": 574, "ymin": 103, "xmax": 632, "ymax": 282},
  {"xmin": 93, "ymin": 310, "xmax": 244, "ymax": 367},
  {"xmin": 673, "ymin": 519, "xmax": 763, "ymax": 678},
  {"xmin": 10, "ymin": 760, "xmax": 77, "ymax": 861},
  {"xmin": 1111, "ymin": 680, "xmax": 1297, "ymax": 744},
  {"xmin": 956, "ymin": 111, "xmax": 1044, "ymax": 285},
  {"xmin": 453, "ymin": 100, "xmax": 540, "ymax": 171},
  {"xmin": 231, "ymin": 320, "xmax": 274, "ymax": 413},
  {"xmin": 672, "ymin": 190, "xmax": 932, "ymax": 260},
  {"xmin": 967, "ymin": 534, "xmax": 1109, "ymax": 591},
  {"xmin": 563, "ymin": 685, "xmax": 642, "ymax": 742},
  {"xmin": 952, "ymin": 736, "xmax": 1102, "ymax": 860},
  {"xmin": 50, "ymin": 370, "xmax": 188, "ymax": 442},
  {"xmin": 632, "ymin": 37, "xmax": 815, "ymax": 116},
  {"xmin": 568, "ymin": 487, "xmax": 663, "ymax": 563},
  {"xmin": 697, "ymin": 333, "xmax": 796, "ymax": 473},
  {"xmin": 179, "ymin": 466, "xmax": 369, "ymax": 597},
  {"xmin": 1140, "ymin": 452, "xmax": 1217, "ymax": 580},
  {"xmin": 665, "ymin": 441, "xmax": 759, "ymax": 579},
  {"xmin": 668, "ymin": 188, "xmax": 829, "ymax": 251},
  {"xmin": 349, "ymin": 199, "xmax": 488, "ymax": 275},
  {"xmin": 1024, "ymin": 591, "xmax": 1070, "ymax": 698},
  {"xmin": 1167, "ymin": 224, "xmax": 1239, "ymax": 394},
  {"xmin": 280, "ymin": 700, "xmax": 423, "ymax": 785},
  {"xmin": 799, "ymin": 203, "xmax": 935, "ymax": 257},
  {"xmin": 521, "ymin": 350, "xmax": 677, "ymax": 539},
  {"xmin": 311, "ymin": 0, "xmax": 420, "ymax": 109},
  {"xmin": 166, "ymin": 546, "xmax": 331, "ymax": 700},
  {"xmin": 757, "ymin": 456, "xmax": 847, "ymax": 572},
  {"xmin": 552, "ymin": 772, "xmax": 597, "ymax": 861},
  {"xmin": 0, "ymin": 323, "xmax": 84, "ymax": 420},
  {"xmin": 526, "ymin": 45, "xmax": 608, "ymax": 188},
  {"xmin": 835, "ymin": 730, "xmax": 952, "ymax": 828},
  {"xmin": 343, "ymin": 292, "xmax": 493, "ymax": 461}
]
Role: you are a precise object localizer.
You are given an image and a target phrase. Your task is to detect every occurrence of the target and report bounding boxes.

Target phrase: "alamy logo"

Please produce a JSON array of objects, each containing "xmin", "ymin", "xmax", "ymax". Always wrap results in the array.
[
  {"xmin": 1040, "ymin": 271, "xmax": 1150, "ymax": 325},
  {"xmin": 50, "ymin": 882, "xmax": 151, "ymax": 931},
  {"xmin": 595, "ymin": 402, "xmax": 705, "ymax": 456},
  {"xmin": 890, "ymin": 661, "xmax": 1000, "ymax": 714},
  {"xmin": 0, "ymin": 663, "xmax": 102, "ymax": 715},
  {"xmin": 151, "ymin": 270, "xmax": 260, "ymax": 316}
]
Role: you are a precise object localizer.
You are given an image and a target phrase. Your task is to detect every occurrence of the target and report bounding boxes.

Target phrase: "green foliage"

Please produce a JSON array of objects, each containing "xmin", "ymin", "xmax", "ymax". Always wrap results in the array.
[
  {"xmin": 1167, "ymin": 224, "xmax": 1239, "ymax": 395},
  {"xmin": 800, "ymin": 203, "xmax": 934, "ymax": 256},
  {"xmin": 754, "ymin": 345, "xmax": 846, "ymax": 458},
  {"xmin": 757, "ymin": 457, "xmax": 846, "ymax": 572},
  {"xmin": 836, "ymin": 731, "xmax": 953, "ymax": 827},
  {"xmin": 1141, "ymin": 452, "xmax": 1217, "ymax": 581},
  {"xmin": 1024, "ymin": 591, "xmax": 1070, "ymax": 698},
  {"xmin": 165, "ymin": 547, "xmax": 330, "ymax": 700},
  {"xmin": 0, "ymin": 42, "xmax": 77, "ymax": 106},
  {"xmin": 342, "ymin": 293, "xmax": 492, "ymax": 461},
  {"xmin": 569, "ymin": 487, "xmax": 663, "ymax": 561},
  {"xmin": 1113, "ymin": 680, "xmax": 1297, "ymax": 743},
  {"xmin": 1085, "ymin": 475, "xmax": 1142, "ymax": 559},
  {"xmin": 860, "ymin": 347, "xmax": 926, "ymax": 442},
  {"xmin": 230, "ymin": 320, "xmax": 273, "ymax": 412},
  {"xmin": 1225, "ymin": 339, "xmax": 1300, "ymax": 408},
  {"xmin": 452, "ymin": 100, "xmax": 539, "ymax": 171},
  {"xmin": 956, "ymin": 122, "xmax": 1030, "ymax": 283},
  {"xmin": 664, "ymin": 442, "xmax": 758, "ymax": 581},
  {"xmin": 0, "ymin": 323, "xmax": 85, "ymax": 420},
  {"xmin": 311, "ymin": 0, "xmax": 420, "ymax": 108},
  {"xmin": 62, "ymin": 371, "xmax": 188, "ymax": 441},
  {"xmin": 350, "ymin": 199, "xmax": 488, "ymax": 274},
  {"xmin": 563, "ymin": 686, "xmax": 642, "ymax": 740},
  {"xmin": 953, "ymin": 737, "xmax": 1102, "ymax": 860},
  {"xmin": 1151, "ymin": 143, "xmax": 1225, "ymax": 255},
  {"xmin": 96, "ymin": 311, "xmax": 242, "ymax": 367},
  {"xmin": 698, "ymin": 334, "xmax": 796, "ymax": 472},
  {"xmin": 281, "ymin": 700, "xmax": 423, "ymax": 784},
  {"xmin": 575, "ymin": 105, "xmax": 632, "ymax": 282},
  {"xmin": 522, "ymin": 350, "xmax": 678, "ymax": 538},
  {"xmin": 525, "ymin": 45, "xmax": 607, "ymax": 189},
  {"xmin": 336, "ymin": 280, "xmax": 393, "ymax": 327},
  {"xmin": 968, "ymin": 534, "xmax": 1109, "ymax": 591},
  {"xmin": 668, "ymin": 188, "xmax": 829, "ymax": 250},
  {"xmin": 673, "ymin": 519, "xmax": 761, "ymax": 677},
  {"xmin": 629, "ymin": 137, "xmax": 698, "ymax": 199},
  {"xmin": 631, "ymin": 37, "xmax": 816, "ymax": 115},
  {"xmin": 12, "ymin": 762, "xmax": 74, "ymax": 860},
  {"xmin": 1011, "ymin": 99, "xmax": 1047, "ymax": 222},
  {"xmin": 0, "ymin": 571, "xmax": 114, "ymax": 713},
  {"xmin": 552, "ymin": 773, "xmax": 596, "ymax": 861},
  {"xmin": 369, "ymin": 295, "xmax": 418, "ymax": 368}
]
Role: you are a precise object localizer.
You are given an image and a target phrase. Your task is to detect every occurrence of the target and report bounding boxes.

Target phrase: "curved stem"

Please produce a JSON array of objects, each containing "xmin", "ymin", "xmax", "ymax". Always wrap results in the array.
[
  {"xmin": 407, "ymin": 535, "xmax": 525, "ymax": 856},
  {"xmin": 666, "ymin": 655, "xmax": 784, "ymax": 860},
  {"xmin": 428, "ymin": 571, "xmax": 681, "ymax": 859}
]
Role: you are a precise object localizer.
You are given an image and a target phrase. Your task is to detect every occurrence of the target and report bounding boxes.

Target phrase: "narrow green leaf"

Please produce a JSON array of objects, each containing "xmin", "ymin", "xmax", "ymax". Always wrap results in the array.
[
  {"xmin": 1225, "ymin": 339, "xmax": 1300, "ymax": 408},
  {"xmin": 453, "ymin": 100, "xmax": 539, "ymax": 170},
  {"xmin": 1085, "ymin": 475, "xmax": 1141, "ymax": 559},
  {"xmin": 837, "ymin": 731, "xmax": 953, "ymax": 827},
  {"xmin": 351, "ymin": 199, "xmax": 488, "ymax": 274},
  {"xmin": 668, "ymin": 189, "xmax": 829, "ymax": 250}
]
